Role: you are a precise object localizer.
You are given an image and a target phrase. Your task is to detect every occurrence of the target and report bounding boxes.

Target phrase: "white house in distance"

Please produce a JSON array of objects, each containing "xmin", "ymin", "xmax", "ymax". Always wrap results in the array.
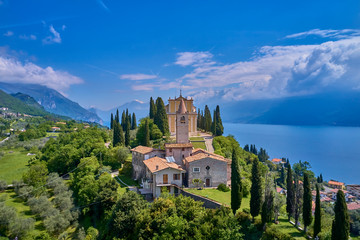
[{"xmin": 132, "ymin": 97, "xmax": 231, "ymax": 199}]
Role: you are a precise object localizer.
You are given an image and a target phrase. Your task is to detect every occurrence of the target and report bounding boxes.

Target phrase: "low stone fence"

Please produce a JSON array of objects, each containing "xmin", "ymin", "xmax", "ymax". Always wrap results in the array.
[{"xmin": 177, "ymin": 187, "xmax": 223, "ymax": 209}]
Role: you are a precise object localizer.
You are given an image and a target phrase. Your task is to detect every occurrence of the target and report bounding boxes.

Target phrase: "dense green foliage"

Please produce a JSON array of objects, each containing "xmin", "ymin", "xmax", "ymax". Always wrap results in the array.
[
  {"xmin": 231, "ymin": 147, "xmax": 242, "ymax": 215},
  {"xmin": 149, "ymin": 96, "xmax": 156, "ymax": 119},
  {"xmin": 331, "ymin": 190, "xmax": 350, "ymax": 240},
  {"xmin": 302, "ymin": 173, "xmax": 312, "ymax": 232},
  {"xmin": 286, "ymin": 164, "xmax": 295, "ymax": 220},
  {"xmin": 154, "ymin": 97, "xmax": 169, "ymax": 135},
  {"xmin": 314, "ymin": 184, "xmax": 321, "ymax": 238},
  {"xmin": 250, "ymin": 159, "xmax": 262, "ymax": 221},
  {"xmin": 136, "ymin": 117, "xmax": 162, "ymax": 146}
]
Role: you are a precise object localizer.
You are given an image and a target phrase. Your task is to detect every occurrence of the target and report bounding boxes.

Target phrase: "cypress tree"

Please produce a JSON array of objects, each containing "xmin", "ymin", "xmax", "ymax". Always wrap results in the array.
[
  {"xmin": 280, "ymin": 166, "xmax": 285, "ymax": 186},
  {"xmin": 286, "ymin": 163, "xmax": 295, "ymax": 221},
  {"xmin": 303, "ymin": 173, "xmax": 313, "ymax": 232},
  {"xmin": 211, "ymin": 110, "xmax": 217, "ymax": 136},
  {"xmin": 261, "ymin": 184, "xmax": 274, "ymax": 227},
  {"xmin": 121, "ymin": 111, "xmax": 126, "ymax": 130},
  {"xmin": 215, "ymin": 105, "xmax": 224, "ymax": 136},
  {"xmin": 320, "ymin": 173, "xmax": 323, "ymax": 183},
  {"xmin": 231, "ymin": 148, "xmax": 242, "ymax": 215},
  {"xmin": 149, "ymin": 97, "xmax": 156, "ymax": 119},
  {"xmin": 244, "ymin": 144, "xmax": 249, "ymax": 152},
  {"xmin": 115, "ymin": 109, "xmax": 120, "ymax": 124},
  {"xmin": 314, "ymin": 184, "xmax": 321, "ymax": 238},
  {"xmin": 125, "ymin": 121, "xmax": 130, "ymax": 147},
  {"xmin": 131, "ymin": 113, "xmax": 137, "ymax": 130},
  {"xmin": 197, "ymin": 109, "xmax": 201, "ymax": 130},
  {"xmin": 144, "ymin": 118, "xmax": 150, "ymax": 147},
  {"xmin": 331, "ymin": 190, "xmax": 350, "ymax": 240},
  {"xmin": 250, "ymin": 159, "xmax": 262, "ymax": 222},
  {"xmin": 204, "ymin": 105, "xmax": 212, "ymax": 132},
  {"xmin": 154, "ymin": 97, "xmax": 169, "ymax": 135},
  {"xmin": 110, "ymin": 113, "xmax": 114, "ymax": 129},
  {"xmin": 113, "ymin": 122, "xmax": 124, "ymax": 147},
  {"xmin": 294, "ymin": 175, "xmax": 303, "ymax": 226}
]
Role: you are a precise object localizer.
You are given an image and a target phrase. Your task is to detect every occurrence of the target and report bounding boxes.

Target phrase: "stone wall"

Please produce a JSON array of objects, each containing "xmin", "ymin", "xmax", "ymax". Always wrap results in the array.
[{"xmin": 178, "ymin": 187, "xmax": 223, "ymax": 209}]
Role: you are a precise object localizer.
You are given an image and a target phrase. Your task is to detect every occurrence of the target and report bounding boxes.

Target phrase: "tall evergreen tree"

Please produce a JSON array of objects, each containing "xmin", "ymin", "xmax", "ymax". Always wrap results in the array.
[
  {"xmin": 197, "ymin": 109, "xmax": 201, "ymax": 130},
  {"xmin": 211, "ymin": 110, "xmax": 217, "ymax": 136},
  {"xmin": 331, "ymin": 190, "xmax": 350, "ymax": 240},
  {"xmin": 286, "ymin": 163, "xmax": 295, "ymax": 221},
  {"xmin": 294, "ymin": 175, "xmax": 303, "ymax": 226},
  {"xmin": 250, "ymin": 159, "xmax": 262, "ymax": 222},
  {"xmin": 320, "ymin": 173, "xmax": 323, "ymax": 183},
  {"xmin": 244, "ymin": 144, "xmax": 249, "ymax": 152},
  {"xmin": 110, "ymin": 113, "xmax": 114, "ymax": 129},
  {"xmin": 144, "ymin": 118, "xmax": 150, "ymax": 147},
  {"xmin": 113, "ymin": 122, "xmax": 124, "ymax": 147},
  {"xmin": 262, "ymin": 174, "xmax": 275, "ymax": 228},
  {"xmin": 279, "ymin": 166, "xmax": 285, "ymax": 186},
  {"xmin": 314, "ymin": 184, "xmax": 321, "ymax": 238},
  {"xmin": 154, "ymin": 97, "xmax": 169, "ymax": 135},
  {"xmin": 121, "ymin": 111, "xmax": 126, "ymax": 130},
  {"xmin": 215, "ymin": 105, "xmax": 224, "ymax": 136},
  {"xmin": 125, "ymin": 121, "xmax": 130, "ymax": 147},
  {"xmin": 258, "ymin": 148, "xmax": 269, "ymax": 162},
  {"xmin": 131, "ymin": 113, "xmax": 137, "ymax": 130},
  {"xmin": 204, "ymin": 105, "xmax": 212, "ymax": 132},
  {"xmin": 303, "ymin": 173, "xmax": 313, "ymax": 232},
  {"xmin": 115, "ymin": 109, "xmax": 120, "ymax": 124},
  {"xmin": 231, "ymin": 148, "xmax": 242, "ymax": 215},
  {"xmin": 149, "ymin": 97, "xmax": 156, "ymax": 119}
]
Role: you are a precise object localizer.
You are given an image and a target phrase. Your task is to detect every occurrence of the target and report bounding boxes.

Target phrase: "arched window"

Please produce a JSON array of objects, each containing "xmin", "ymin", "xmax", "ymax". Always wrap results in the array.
[{"xmin": 180, "ymin": 116, "xmax": 185, "ymax": 123}]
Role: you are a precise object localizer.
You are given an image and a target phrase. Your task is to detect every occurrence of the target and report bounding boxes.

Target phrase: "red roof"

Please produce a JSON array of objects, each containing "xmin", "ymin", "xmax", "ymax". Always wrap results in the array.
[
  {"xmin": 271, "ymin": 158, "xmax": 282, "ymax": 162},
  {"xmin": 347, "ymin": 203, "xmax": 360, "ymax": 210},
  {"xmin": 328, "ymin": 180, "xmax": 344, "ymax": 186}
]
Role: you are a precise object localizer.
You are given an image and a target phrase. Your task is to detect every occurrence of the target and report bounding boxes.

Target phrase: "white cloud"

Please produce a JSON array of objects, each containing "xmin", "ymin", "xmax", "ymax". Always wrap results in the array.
[
  {"xmin": 42, "ymin": 25, "xmax": 61, "ymax": 44},
  {"xmin": 97, "ymin": 0, "xmax": 110, "ymax": 12},
  {"xmin": 3, "ymin": 31, "xmax": 13, "ymax": 37},
  {"xmin": 285, "ymin": 29, "xmax": 360, "ymax": 39},
  {"xmin": 0, "ymin": 55, "xmax": 83, "ymax": 92},
  {"xmin": 175, "ymin": 34, "xmax": 360, "ymax": 102},
  {"xmin": 175, "ymin": 51, "xmax": 215, "ymax": 67},
  {"xmin": 120, "ymin": 73, "xmax": 157, "ymax": 81},
  {"xmin": 62, "ymin": 25, "xmax": 66, "ymax": 31},
  {"xmin": 19, "ymin": 34, "xmax": 37, "ymax": 40},
  {"xmin": 132, "ymin": 80, "xmax": 181, "ymax": 91}
]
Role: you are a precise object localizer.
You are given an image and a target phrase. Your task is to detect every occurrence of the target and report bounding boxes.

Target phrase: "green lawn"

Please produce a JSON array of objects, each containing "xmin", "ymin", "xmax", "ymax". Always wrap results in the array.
[
  {"xmin": 185, "ymin": 188, "xmax": 306, "ymax": 240},
  {"xmin": 45, "ymin": 132, "xmax": 60, "ymax": 137},
  {"xmin": 0, "ymin": 148, "xmax": 31, "ymax": 184},
  {"xmin": 190, "ymin": 137, "xmax": 204, "ymax": 141},
  {"xmin": 191, "ymin": 141, "xmax": 207, "ymax": 150}
]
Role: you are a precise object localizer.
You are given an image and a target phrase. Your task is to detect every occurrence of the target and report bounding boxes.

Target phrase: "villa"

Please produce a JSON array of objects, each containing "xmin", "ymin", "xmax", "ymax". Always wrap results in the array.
[{"xmin": 132, "ymin": 97, "xmax": 231, "ymax": 198}]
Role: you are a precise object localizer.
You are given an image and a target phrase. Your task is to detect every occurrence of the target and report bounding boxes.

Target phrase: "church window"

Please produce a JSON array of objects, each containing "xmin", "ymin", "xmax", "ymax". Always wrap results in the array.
[
  {"xmin": 193, "ymin": 167, "xmax": 200, "ymax": 173},
  {"xmin": 180, "ymin": 116, "xmax": 185, "ymax": 123}
]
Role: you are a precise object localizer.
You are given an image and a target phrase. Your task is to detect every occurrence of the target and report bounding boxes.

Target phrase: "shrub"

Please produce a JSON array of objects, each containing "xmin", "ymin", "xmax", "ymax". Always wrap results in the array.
[
  {"xmin": 217, "ymin": 183, "xmax": 230, "ymax": 192},
  {"xmin": 262, "ymin": 225, "xmax": 295, "ymax": 240},
  {"xmin": 0, "ymin": 180, "xmax": 7, "ymax": 192}
]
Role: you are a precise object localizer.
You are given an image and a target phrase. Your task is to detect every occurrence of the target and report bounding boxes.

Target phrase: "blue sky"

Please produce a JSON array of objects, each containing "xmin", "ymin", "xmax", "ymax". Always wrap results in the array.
[{"xmin": 1, "ymin": 0, "xmax": 360, "ymax": 110}]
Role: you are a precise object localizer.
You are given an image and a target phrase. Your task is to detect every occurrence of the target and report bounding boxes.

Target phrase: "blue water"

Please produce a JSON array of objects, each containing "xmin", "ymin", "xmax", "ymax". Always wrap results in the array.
[{"xmin": 224, "ymin": 123, "xmax": 360, "ymax": 184}]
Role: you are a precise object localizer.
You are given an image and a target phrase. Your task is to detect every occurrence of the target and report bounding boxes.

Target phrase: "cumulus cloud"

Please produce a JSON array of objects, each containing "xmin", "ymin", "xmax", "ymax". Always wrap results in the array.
[
  {"xmin": 3, "ymin": 31, "xmax": 13, "ymax": 37},
  {"xmin": 120, "ymin": 73, "xmax": 157, "ymax": 81},
  {"xmin": 285, "ymin": 29, "xmax": 360, "ymax": 39},
  {"xmin": 0, "ymin": 55, "xmax": 83, "ymax": 92},
  {"xmin": 176, "ymin": 33, "xmax": 360, "ymax": 102},
  {"xmin": 132, "ymin": 80, "xmax": 182, "ymax": 91},
  {"xmin": 42, "ymin": 25, "xmax": 61, "ymax": 44},
  {"xmin": 175, "ymin": 51, "xmax": 215, "ymax": 67}
]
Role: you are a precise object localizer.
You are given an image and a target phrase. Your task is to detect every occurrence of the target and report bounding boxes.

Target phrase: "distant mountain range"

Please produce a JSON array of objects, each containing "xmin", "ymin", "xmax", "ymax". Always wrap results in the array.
[
  {"xmin": 92, "ymin": 100, "xmax": 148, "ymax": 127},
  {"xmin": 0, "ymin": 89, "xmax": 49, "ymax": 116},
  {"xmin": 0, "ymin": 82, "xmax": 102, "ymax": 124},
  {"xmin": 220, "ymin": 91, "xmax": 360, "ymax": 127}
]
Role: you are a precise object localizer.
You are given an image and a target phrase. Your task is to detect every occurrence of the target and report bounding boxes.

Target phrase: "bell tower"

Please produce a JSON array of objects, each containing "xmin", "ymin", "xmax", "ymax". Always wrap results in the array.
[{"xmin": 176, "ymin": 98, "xmax": 189, "ymax": 144}]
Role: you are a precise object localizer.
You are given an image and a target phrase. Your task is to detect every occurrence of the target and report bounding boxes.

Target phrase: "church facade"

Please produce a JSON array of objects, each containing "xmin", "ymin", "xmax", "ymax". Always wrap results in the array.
[
  {"xmin": 165, "ymin": 94, "xmax": 197, "ymax": 135},
  {"xmin": 132, "ymin": 98, "xmax": 230, "ymax": 199}
]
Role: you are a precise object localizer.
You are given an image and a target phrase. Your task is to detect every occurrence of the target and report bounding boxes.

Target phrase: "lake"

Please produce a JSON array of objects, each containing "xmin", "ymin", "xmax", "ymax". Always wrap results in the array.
[{"xmin": 224, "ymin": 123, "xmax": 360, "ymax": 184}]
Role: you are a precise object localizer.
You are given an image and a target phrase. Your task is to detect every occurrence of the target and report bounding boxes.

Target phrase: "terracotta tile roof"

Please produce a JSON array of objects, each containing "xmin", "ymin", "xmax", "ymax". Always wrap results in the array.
[
  {"xmin": 329, "ymin": 180, "xmax": 344, "ymax": 186},
  {"xmin": 190, "ymin": 148, "xmax": 231, "ymax": 164},
  {"xmin": 143, "ymin": 156, "xmax": 185, "ymax": 173},
  {"xmin": 347, "ymin": 203, "xmax": 360, "ymax": 210},
  {"xmin": 131, "ymin": 146, "xmax": 154, "ymax": 154},
  {"xmin": 330, "ymin": 189, "xmax": 348, "ymax": 194},
  {"xmin": 184, "ymin": 152, "xmax": 228, "ymax": 163},
  {"xmin": 321, "ymin": 197, "xmax": 332, "ymax": 202},
  {"xmin": 276, "ymin": 187, "xmax": 285, "ymax": 193},
  {"xmin": 165, "ymin": 143, "xmax": 193, "ymax": 148},
  {"xmin": 272, "ymin": 158, "xmax": 282, "ymax": 162}
]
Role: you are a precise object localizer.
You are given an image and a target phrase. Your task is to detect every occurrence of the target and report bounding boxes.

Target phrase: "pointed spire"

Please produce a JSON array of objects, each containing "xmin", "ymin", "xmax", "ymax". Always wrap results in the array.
[{"xmin": 177, "ymin": 98, "xmax": 187, "ymax": 114}]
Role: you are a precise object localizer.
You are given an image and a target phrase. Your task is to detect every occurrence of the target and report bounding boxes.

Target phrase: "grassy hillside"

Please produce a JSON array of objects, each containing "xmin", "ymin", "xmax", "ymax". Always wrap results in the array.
[{"xmin": 0, "ymin": 90, "xmax": 48, "ymax": 116}]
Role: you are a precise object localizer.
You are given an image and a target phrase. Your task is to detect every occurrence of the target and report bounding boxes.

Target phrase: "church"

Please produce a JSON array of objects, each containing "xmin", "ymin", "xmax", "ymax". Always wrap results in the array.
[{"xmin": 131, "ymin": 97, "xmax": 231, "ymax": 198}]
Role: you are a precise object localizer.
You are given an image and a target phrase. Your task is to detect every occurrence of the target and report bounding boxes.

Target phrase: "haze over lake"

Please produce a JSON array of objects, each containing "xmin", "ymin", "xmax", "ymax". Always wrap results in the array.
[{"xmin": 224, "ymin": 123, "xmax": 360, "ymax": 184}]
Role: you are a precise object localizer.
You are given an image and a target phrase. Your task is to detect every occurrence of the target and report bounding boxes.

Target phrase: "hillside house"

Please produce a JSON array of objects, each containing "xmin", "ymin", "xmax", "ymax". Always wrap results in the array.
[{"xmin": 328, "ymin": 180, "xmax": 345, "ymax": 190}]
